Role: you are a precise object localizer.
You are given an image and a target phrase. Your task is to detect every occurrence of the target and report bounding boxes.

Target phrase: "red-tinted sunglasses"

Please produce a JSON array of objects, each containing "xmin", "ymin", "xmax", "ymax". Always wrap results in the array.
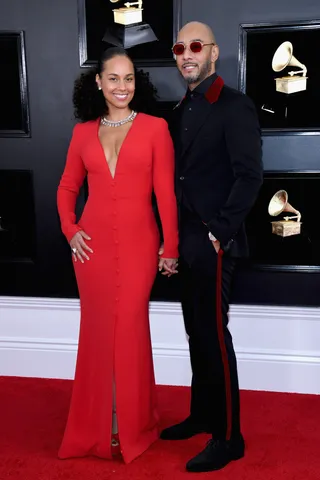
[{"xmin": 172, "ymin": 41, "xmax": 215, "ymax": 56}]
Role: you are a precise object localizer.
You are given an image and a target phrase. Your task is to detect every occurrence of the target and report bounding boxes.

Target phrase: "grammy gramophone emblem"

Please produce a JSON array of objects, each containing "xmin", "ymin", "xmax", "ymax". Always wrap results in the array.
[
  {"xmin": 104, "ymin": 0, "xmax": 158, "ymax": 49},
  {"xmin": 268, "ymin": 190, "xmax": 302, "ymax": 237},
  {"xmin": 272, "ymin": 41, "xmax": 308, "ymax": 95},
  {"xmin": 110, "ymin": 0, "xmax": 143, "ymax": 25}
]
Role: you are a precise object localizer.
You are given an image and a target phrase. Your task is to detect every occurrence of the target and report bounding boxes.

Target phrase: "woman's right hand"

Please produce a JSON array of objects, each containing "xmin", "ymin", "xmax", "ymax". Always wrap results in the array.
[{"xmin": 70, "ymin": 230, "xmax": 93, "ymax": 263}]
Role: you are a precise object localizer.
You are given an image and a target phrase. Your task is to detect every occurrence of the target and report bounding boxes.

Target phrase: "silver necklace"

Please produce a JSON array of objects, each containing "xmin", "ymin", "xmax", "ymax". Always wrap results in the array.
[{"xmin": 100, "ymin": 110, "xmax": 137, "ymax": 128}]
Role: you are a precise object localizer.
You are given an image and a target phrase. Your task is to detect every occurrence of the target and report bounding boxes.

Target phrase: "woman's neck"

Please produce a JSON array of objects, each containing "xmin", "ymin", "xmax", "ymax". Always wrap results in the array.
[{"xmin": 105, "ymin": 106, "xmax": 132, "ymax": 122}]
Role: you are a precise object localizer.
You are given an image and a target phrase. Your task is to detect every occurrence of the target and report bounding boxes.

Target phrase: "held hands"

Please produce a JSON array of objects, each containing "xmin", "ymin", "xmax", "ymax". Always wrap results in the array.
[
  {"xmin": 158, "ymin": 244, "xmax": 178, "ymax": 277},
  {"xmin": 70, "ymin": 230, "xmax": 93, "ymax": 263}
]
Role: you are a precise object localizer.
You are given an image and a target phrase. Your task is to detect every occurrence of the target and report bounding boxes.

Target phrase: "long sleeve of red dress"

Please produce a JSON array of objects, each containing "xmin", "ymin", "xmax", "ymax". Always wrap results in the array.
[
  {"xmin": 57, "ymin": 124, "xmax": 87, "ymax": 243},
  {"xmin": 152, "ymin": 119, "xmax": 179, "ymax": 259}
]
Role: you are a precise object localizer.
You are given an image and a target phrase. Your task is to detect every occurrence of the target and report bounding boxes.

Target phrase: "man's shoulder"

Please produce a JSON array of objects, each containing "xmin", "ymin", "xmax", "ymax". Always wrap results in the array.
[{"xmin": 220, "ymin": 84, "xmax": 254, "ymax": 108}]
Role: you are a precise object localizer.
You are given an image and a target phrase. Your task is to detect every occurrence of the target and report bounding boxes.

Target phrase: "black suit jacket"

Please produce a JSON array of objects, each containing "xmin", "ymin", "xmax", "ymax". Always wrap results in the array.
[{"xmin": 171, "ymin": 75, "xmax": 263, "ymax": 261}]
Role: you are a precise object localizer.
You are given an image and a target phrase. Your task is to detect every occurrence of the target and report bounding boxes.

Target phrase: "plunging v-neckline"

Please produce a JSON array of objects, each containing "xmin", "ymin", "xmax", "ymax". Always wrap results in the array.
[{"xmin": 96, "ymin": 114, "xmax": 139, "ymax": 180}]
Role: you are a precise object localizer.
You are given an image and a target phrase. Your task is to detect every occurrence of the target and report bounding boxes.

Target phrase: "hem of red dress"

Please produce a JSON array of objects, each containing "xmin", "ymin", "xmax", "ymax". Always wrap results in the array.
[
  {"xmin": 121, "ymin": 427, "xmax": 159, "ymax": 464},
  {"xmin": 57, "ymin": 428, "xmax": 159, "ymax": 464},
  {"xmin": 58, "ymin": 445, "xmax": 112, "ymax": 461}
]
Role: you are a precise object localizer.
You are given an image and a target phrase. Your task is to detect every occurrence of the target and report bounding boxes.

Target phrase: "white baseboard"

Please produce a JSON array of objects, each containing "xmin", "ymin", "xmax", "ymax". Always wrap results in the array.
[{"xmin": 1, "ymin": 296, "xmax": 320, "ymax": 394}]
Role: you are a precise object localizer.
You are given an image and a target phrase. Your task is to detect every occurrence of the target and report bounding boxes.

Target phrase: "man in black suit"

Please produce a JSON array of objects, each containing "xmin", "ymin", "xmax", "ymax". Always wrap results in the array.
[{"xmin": 159, "ymin": 22, "xmax": 263, "ymax": 472}]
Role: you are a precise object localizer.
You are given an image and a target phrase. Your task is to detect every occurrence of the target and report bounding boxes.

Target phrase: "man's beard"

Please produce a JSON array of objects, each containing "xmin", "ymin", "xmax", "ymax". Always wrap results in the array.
[{"xmin": 183, "ymin": 60, "xmax": 212, "ymax": 85}]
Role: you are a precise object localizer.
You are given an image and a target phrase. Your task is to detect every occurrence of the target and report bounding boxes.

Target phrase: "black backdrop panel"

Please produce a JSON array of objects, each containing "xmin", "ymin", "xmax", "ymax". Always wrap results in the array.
[
  {"xmin": 0, "ymin": 169, "xmax": 36, "ymax": 262},
  {"xmin": 239, "ymin": 21, "xmax": 320, "ymax": 135},
  {"xmin": 0, "ymin": 31, "xmax": 30, "ymax": 137},
  {"xmin": 78, "ymin": 0, "xmax": 182, "ymax": 67}
]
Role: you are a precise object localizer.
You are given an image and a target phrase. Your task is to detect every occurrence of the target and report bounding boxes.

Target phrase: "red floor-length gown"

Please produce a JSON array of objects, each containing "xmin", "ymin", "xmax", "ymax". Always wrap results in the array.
[{"xmin": 57, "ymin": 113, "xmax": 179, "ymax": 463}]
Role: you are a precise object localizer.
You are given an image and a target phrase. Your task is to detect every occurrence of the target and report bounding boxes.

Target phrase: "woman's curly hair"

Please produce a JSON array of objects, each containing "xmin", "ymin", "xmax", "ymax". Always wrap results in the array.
[{"xmin": 73, "ymin": 47, "xmax": 159, "ymax": 122}]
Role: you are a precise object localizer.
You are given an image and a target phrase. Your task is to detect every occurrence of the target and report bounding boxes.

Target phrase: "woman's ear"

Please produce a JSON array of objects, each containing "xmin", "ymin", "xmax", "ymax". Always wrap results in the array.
[{"xmin": 96, "ymin": 73, "xmax": 101, "ymax": 90}]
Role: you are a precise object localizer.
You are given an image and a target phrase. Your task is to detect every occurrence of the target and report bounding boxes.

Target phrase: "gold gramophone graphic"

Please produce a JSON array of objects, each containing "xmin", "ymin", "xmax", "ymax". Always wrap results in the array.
[
  {"xmin": 268, "ymin": 190, "xmax": 302, "ymax": 237},
  {"xmin": 103, "ymin": 0, "xmax": 158, "ymax": 49},
  {"xmin": 272, "ymin": 41, "xmax": 308, "ymax": 95}
]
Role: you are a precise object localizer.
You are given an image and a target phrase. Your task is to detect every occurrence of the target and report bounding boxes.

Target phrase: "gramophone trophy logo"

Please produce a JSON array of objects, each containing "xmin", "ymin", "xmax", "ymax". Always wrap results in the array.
[
  {"xmin": 261, "ymin": 41, "xmax": 308, "ymax": 117},
  {"xmin": 110, "ymin": 0, "xmax": 143, "ymax": 25},
  {"xmin": 103, "ymin": 0, "xmax": 158, "ymax": 49},
  {"xmin": 268, "ymin": 189, "xmax": 302, "ymax": 237},
  {"xmin": 272, "ymin": 41, "xmax": 308, "ymax": 95}
]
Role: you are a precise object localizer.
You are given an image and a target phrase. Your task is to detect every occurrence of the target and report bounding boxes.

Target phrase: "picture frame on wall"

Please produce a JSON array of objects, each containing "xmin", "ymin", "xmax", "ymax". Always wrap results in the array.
[
  {"xmin": 0, "ymin": 169, "xmax": 36, "ymax": 264},
  {"xmin": 244, "ymin": 170, "xmax": 320, "ymax": 273},
  {"xmin": 0, "ymin": 31, "xmax": 30, "ymax": 138},
  {"xmin": 238, "ymin": 20, "xmax": 320, "ymax": 136},
  {"xmin": 77, "ymin": 0, "xmax": 182, "ymax": 68}
]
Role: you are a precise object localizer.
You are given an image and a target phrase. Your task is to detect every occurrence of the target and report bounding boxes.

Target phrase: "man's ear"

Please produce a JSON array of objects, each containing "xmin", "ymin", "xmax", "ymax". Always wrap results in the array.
[{"xmin": 211, "ymin": 44, "xmax": 219, "ymax": 63}]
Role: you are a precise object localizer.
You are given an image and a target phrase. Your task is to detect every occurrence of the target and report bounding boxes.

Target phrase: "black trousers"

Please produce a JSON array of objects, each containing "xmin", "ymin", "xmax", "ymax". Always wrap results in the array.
[{"xmin": 179, "ymin": 228, "xmax": 241, "ymax": 441}]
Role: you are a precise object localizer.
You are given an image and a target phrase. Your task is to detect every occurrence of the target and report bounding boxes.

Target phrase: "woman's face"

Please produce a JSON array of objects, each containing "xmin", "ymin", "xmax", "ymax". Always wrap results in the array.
[{"xmin": 96, "ymin": 55, "xmax": 135, "ymax": 111}]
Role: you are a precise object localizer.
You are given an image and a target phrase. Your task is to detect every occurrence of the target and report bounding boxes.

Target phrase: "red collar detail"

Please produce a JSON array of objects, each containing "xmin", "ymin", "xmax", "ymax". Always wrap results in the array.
[
  {"xmin": 205, "ymin": 76, "xmax": 224, "ymax": 104},
  {"xmin": 174, "ymin": 75, "xmax": 224, "ymax": 109}
]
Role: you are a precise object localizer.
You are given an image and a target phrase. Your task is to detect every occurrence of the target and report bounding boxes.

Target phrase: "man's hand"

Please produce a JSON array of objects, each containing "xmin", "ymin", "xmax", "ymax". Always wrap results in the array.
[
  {"xmin": 211, "ymin": 239, "xmax": 220, "ymax": 253},
  {"xmin": 159, "ymin": 258, "xmax": 178, "ymax": 276}
]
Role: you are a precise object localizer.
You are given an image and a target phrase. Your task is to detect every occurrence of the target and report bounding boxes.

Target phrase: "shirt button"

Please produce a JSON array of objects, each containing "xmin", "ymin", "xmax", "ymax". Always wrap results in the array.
[
  {"xmin": 180, "ymin": 176, "xmax": 185, "ymax": 180},
  {"xmin": 184, "ymin": 128, "xmax": 188, "ymax": 131},
  {"xmin": 189, "ymin": 107, "xmax": 192, "ymax": 111}
]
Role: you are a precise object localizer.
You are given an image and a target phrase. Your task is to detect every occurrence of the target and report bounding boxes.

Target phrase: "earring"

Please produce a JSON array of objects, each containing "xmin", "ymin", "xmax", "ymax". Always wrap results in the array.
[{"xmin": 98, "ymin": 86, "xmax": 102, "ymax": 90}]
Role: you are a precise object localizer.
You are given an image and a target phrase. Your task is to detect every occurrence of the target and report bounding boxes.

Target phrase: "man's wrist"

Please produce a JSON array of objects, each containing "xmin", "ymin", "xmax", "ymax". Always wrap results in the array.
[{"xmin": 208, "ymin": 232, "xmax": 217, "ymax": 242}]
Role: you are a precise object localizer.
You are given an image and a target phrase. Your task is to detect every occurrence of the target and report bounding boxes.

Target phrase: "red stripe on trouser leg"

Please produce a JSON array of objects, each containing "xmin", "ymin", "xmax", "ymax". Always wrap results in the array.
[{"xmin": 216, "ymin": 248, "xmax": 232, "ymax": 440}]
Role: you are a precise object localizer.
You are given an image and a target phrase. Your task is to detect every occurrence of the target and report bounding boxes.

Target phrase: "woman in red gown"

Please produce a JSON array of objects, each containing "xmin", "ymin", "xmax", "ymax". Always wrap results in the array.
[{"xmin": 57, "ymin": 47, "xmax": 179, "ymax": 464}]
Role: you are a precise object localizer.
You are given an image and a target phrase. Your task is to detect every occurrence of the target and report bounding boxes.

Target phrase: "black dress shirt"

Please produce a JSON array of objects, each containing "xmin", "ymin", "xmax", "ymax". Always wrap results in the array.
[
  {"xmin": 179, "ymin": 72, "xmax": 218, "ymax": 147},
  {"xmin": 178, "ymin": 73, "xmax": 218, "ymax": 230}
]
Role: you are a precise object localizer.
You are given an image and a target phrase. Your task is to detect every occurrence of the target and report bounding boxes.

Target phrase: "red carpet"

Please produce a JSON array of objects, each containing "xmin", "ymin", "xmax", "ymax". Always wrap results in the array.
[{"xmin": 0, "ymin": 377, "xmax": 319, "ymax": 479}]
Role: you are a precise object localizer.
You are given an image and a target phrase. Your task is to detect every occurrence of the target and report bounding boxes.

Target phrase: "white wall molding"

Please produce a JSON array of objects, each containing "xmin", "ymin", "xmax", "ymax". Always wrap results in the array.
[{"xmin": 1, "ymin": 296, "xmax": 320, "ymax": 394}]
